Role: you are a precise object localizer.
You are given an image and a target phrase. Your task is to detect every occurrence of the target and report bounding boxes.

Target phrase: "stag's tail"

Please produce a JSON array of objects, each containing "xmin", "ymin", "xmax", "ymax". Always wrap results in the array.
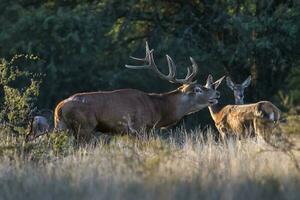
[{"xmin": 54, "ymin": 100, "xmax": 66, "ymax": 130}]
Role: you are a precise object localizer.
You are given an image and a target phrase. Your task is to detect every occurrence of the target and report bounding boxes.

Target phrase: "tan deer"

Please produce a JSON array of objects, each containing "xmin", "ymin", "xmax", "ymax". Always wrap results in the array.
[
  {"xmin": 53, "ymin": 43, "xmax": 221, "ymax": 142},
  {"xmin": 226, "ymin": 76, "xmax": 251, "ymax": 105},
  {"xmin": 206, "ymin": 75, "xmax": 281, "ymax": 141}
]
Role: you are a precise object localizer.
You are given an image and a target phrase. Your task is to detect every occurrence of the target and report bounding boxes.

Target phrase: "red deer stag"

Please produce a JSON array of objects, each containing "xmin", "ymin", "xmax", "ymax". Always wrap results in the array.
[
  {"xmin": 54, "ymin": 43, "xmax": 221, "ymax": 142},
  {"xmin": 206, "ymin": 75, "xmax": 281, "ymax": 141}
]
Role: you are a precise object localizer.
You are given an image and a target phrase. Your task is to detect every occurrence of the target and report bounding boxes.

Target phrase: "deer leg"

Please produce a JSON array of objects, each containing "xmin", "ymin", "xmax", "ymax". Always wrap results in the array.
[
  {"xmin": 221, "ymin": 132, "xmax": 227, "ymax": 144},
  {"xmin": 115, "ymin": 115, "xmax": 141, "ymax": 136},
  {"xmin": 254, "ymin": 118, "xmax": 270, "ymax": 141},
  {"xmin": 73, "ymin": 127, "xmax": 96, "ymax": 145},
  {"xmin": 217, "ymin": 125, "xmax": 227, "ymax": 143},
  {"xmin": 253, "ymin": 118, "xmax": 262, "ymax": 139},
  {"xmin": 71, "ymin": 119, "xmax": 98, "ymax": 144},
  {"xmin": 262, "ymin": 121, "xmax": 275, "ymax": 141},
  {"xmin": 115, "ymin": 124, "xmax": 139, "ymax": 136},
  {"xmin": 243, "ymin": 121, "xmax": 254, "ymax": 138}
]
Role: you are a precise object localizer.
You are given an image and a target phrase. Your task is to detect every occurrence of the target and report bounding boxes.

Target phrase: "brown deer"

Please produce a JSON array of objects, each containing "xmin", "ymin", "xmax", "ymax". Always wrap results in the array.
[
  {"xmin": 226, "ymin": 76, "xmax": 251, "ymax": 105},
  {"xmin": 206, "ymin": 75, "xmax": 281, "ymax": 141},
  {"xmin": 53, "ymin": 43, "xmax": 222, "ymax": 142}
]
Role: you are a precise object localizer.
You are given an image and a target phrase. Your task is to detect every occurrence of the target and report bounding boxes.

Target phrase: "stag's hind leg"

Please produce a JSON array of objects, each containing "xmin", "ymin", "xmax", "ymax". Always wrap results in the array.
[
  {"xmin": 113, "ymin": 115, "xmax": 144, "ymax": 136},
  {"xmin": 70, "ymin": 123, "xmax": 99, "ymax": 145},
  {"xmin": 69, "ymin": 115, "xmax": 98, "ymax": 144}
]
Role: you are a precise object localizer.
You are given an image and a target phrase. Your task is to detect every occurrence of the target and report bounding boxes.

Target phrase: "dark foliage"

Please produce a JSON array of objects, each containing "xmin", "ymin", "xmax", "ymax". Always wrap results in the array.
[
  {"xmin": 0, "ymin": 55, "xmax": 40, "ymax": 137},
  {"xmin": 0, "ymin": 0, "xmax": 299, "ymax": 127}
]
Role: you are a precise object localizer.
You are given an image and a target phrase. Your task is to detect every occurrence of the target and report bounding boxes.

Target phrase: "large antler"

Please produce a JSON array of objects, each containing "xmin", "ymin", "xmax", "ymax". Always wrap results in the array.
[{"xmin": 125, "ymin": 42, "xmax": 198, "ymax": 84}]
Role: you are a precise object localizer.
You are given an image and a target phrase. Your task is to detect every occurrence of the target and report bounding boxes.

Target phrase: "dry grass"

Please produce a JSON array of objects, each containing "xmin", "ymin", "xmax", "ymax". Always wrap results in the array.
[{"xmin": 0, "ymin": 128, "xmax": 300, "ymax": 200}]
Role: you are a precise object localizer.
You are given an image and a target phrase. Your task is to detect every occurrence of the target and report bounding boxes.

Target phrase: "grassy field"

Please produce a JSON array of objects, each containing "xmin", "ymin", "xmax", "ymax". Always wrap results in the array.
[{"xmin": 0, "ymin": 128, "xmax": 299, "ymax": 200}]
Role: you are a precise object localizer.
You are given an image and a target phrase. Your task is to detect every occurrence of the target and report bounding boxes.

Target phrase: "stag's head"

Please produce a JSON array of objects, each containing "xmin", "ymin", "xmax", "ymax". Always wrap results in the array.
[
  {"xmin": 226, "ymin": 76, "xmax": 251, "ymax": 104},
  {"xmin": 176, "ymin": 80, "xmax": 222, "ymax": 113},
  {"xmin": 125, "ymin": 42, "xmax": 222, "ymax": 113}
]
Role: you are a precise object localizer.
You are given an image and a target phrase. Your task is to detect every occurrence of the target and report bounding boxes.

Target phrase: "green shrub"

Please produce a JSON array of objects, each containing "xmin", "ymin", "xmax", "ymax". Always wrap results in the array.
[{"xmin": 0, "ymin": 55, "xmax": 40, "ymax": 139}]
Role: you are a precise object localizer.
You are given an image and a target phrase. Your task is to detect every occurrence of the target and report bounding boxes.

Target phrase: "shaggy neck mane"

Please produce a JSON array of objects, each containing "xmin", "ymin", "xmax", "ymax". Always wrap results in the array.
[{"xmin": 148, "ymin": 88, "xmax": 187, "ymax": 127}]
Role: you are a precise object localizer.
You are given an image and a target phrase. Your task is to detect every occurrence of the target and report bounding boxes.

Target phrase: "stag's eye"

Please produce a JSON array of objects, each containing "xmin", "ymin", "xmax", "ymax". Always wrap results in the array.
[{"xmin": 194, "ymin": 87, "xmax": 202, "ymax": 94}]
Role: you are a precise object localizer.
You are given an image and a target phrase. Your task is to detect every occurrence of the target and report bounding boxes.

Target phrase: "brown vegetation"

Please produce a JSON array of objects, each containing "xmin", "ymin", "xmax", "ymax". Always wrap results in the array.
[{"xmin": 0, "ymin": 128, "xmax": 299, "ymax": 200}]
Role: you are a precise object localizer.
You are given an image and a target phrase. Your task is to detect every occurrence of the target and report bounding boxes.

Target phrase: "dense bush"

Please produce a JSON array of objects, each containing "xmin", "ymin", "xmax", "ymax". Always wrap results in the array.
[
  {"xmin": 0, "ymin": 55, "xmax": 40, "ymax": 138},
  {"xmin": 286, "ymin": 66, "xmax": 300, "ymax": 107}
]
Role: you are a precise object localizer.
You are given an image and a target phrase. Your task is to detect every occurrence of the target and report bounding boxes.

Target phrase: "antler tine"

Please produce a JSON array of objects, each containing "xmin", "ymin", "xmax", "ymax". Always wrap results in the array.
[
  {"xmin": 125, "ymin": 42, "xmax": 198, "ymax": 84},
  {"xmin": 185, "ymin": 57, "xmax": 199, "ymax": 82},
  {"xmin": 164, "ymin": 56, "xmax": 198, "ymax": 84},
  {"xmin": 125, "ymin": 42, "xmax": 178, "ymax": 82},
  {"xmin": 166, "ymin": 55, "xmax": 177, "ymax": 80},
  {"xmin": 129, "ymin": 41, "xmax": 151, "ymax": 61},
  {"xmin": 125, "ymin": 42, "xmax": 153, "ymax": 69},
  {"xmin": 185, "ymin": 67, "xmax": 192, "ymax": 79},
  {"xmin": 166, "ymin": 55, "xmax": 189, "ymax": 84},
  {"xmin": 147, "ymin": 51, "xmax": 176, "ymax": 82}
]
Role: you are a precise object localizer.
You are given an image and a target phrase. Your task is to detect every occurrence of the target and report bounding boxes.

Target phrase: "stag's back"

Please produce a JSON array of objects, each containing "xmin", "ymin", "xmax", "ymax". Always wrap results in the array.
[{"xmin": 54, "ymin": 89, "xmax": 161, "ymax": 132}]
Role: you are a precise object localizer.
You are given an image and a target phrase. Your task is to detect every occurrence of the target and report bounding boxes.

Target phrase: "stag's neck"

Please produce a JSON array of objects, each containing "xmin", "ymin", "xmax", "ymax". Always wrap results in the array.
[{"xmin": 149, "ymin": 90, "xmax": 189, "ymax": 127}]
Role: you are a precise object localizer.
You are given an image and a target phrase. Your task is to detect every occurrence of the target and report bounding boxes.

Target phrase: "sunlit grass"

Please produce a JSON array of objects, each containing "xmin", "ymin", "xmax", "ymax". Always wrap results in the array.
[{"xmin": 0, "ymin": 127, "xmax": 299, "ymax": 200}]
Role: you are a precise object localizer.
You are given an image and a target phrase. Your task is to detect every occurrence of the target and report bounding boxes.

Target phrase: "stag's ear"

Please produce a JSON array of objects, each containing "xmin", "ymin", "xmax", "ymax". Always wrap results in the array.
[
  {"xmin": 226, "ymin": 76, "xmax": 234, "ymax": 90},
  {"xmin": 242, "ymin": 76, "xmax": 251, "ymax": 88},
  {"xmin": 213, "ymin": 76, "xmax": 225, "ymax": 89},
  {"xmin": 205, "ymin": 74, "xmax": 214, "ymax": 88}
]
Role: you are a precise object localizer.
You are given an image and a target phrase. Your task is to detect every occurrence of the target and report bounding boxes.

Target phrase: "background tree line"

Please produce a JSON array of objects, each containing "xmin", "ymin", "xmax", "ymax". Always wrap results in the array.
[{"xmin": 0, "ymin": 0, "xmax": 299, "ymax": 128}]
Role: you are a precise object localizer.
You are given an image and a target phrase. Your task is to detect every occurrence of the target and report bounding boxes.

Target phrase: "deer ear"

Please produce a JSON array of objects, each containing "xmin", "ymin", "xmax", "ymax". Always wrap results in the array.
[
  {"xmin": 226, "ymin": 76, "xmax": 234, "ymax": 90},
  {"xmin": 213, "ymin": 76, "xmax": 225, "ymax": 89},
  {"xmin": 242, "ymin": 76, "xmax": 251, "ymax": 88},
  {"xmin": 205, "ymin": 74, "xmax": 213, "ymax": 88}
]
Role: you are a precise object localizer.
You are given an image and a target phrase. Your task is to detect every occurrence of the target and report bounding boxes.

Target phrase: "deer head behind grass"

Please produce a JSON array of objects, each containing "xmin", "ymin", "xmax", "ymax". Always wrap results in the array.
[{"xmin": 26, "ymin": 116, "xmax": 50, "ymax": 142}]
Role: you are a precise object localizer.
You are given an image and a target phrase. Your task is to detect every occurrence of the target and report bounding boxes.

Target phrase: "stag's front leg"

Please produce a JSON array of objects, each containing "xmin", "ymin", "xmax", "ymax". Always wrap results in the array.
[
  {"xmin": 72, "ymin": 119, "xmax": 98, "ymax": 145},
  {"xmin": 114, "ymin": 115, "xmax": 139, "ymax": 136},
  {"xmin": 73, "ymin": 127, "xmax": 95, "ymax": 145}
]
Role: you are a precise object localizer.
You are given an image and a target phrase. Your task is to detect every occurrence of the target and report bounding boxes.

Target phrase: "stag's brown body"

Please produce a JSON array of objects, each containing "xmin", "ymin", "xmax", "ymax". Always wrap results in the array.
[
  {"xmin": 54, "ymin": 86, "xmax": 216, "ymax": 141},
  {"xmin": 53, "ymin": 43, "xmax": 221, "ymax": 142}
]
